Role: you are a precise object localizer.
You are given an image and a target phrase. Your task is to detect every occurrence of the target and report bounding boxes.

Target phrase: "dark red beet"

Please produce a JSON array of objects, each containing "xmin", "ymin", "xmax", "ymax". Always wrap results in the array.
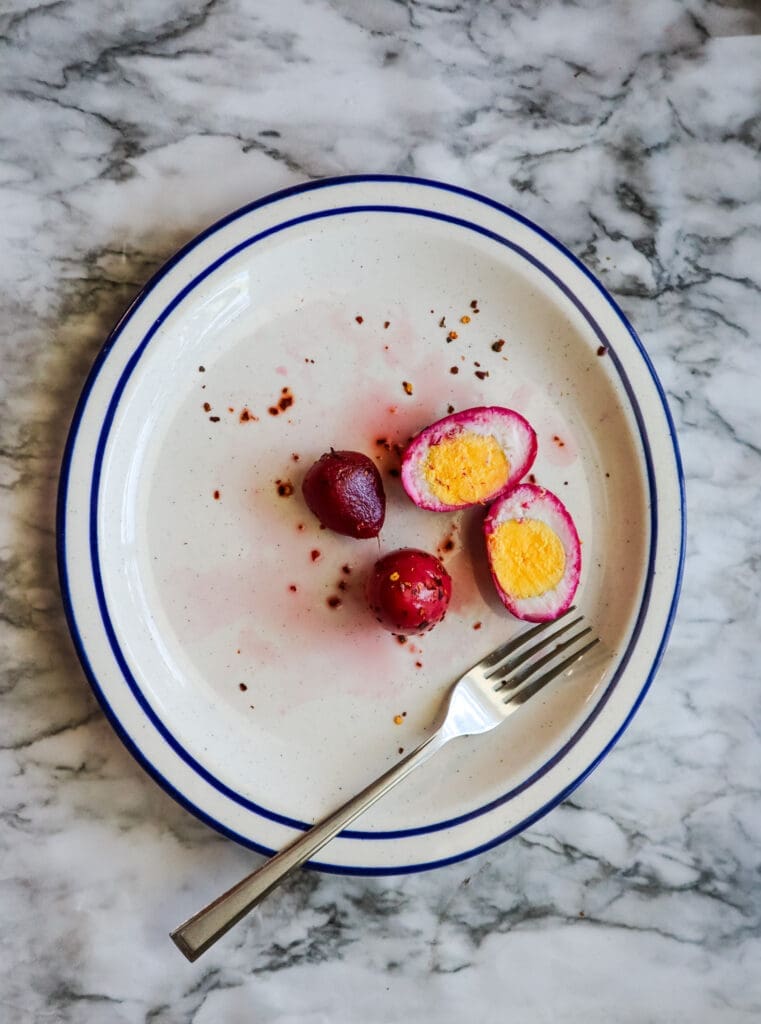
[
  {"xmin": 302, "ymin": 450, "xmax": 386, "ymax": 538},
  {"xmin": 366, "ymin": 548, "xmax": 452, "ymax": 635}
]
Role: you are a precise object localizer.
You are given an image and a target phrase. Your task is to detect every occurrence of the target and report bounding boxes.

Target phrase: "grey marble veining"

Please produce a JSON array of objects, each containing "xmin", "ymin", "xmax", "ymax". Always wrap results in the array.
[{"xmin": 2, "ymin": 1, "xmax": 760, "ymax": 1020}]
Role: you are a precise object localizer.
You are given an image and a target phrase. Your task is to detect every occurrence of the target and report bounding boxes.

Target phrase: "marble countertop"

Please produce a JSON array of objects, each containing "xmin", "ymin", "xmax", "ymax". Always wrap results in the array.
[{"xmin": 2, "ymin": 1, "xmax": 760, "ymax": 1020}]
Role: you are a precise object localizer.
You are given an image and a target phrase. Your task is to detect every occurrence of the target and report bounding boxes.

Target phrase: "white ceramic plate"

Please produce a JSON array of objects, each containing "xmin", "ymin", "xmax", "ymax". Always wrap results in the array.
[{"xmin": 58, "ymin": 176, "xmax": 684, "ymax": 874}]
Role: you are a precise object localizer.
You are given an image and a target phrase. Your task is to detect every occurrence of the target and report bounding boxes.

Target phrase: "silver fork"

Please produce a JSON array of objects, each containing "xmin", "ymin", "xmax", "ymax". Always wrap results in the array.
[{"xmin": 171, "ymin": 609, "xmax": 598, "ymax": 961}]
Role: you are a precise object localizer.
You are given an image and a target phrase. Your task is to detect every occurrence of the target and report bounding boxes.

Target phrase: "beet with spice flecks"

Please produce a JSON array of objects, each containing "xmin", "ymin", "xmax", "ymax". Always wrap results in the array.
[{"xmin": 366, "ymin": 549, "xmax": 452, "ymax": 635}]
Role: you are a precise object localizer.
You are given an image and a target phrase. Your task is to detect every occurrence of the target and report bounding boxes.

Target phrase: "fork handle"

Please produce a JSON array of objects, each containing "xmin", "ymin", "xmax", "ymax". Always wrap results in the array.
[{"xmin": 170, "ymin": 729, "xmax": 447, "ymax": 961}]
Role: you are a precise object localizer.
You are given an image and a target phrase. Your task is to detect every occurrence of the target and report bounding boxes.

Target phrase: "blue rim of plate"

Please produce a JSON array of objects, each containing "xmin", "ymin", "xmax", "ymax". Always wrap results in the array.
[{"xmin": 57, "ymin": 174, "xmax": 685, "ymax": 874}]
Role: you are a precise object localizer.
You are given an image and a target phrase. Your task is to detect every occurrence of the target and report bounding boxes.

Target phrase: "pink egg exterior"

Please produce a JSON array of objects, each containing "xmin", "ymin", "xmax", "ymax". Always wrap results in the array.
[
  {"xmin": 401, "ymin": 406, "xmax": 538, "ymax": 512},
  {"xmin": 483, "ymin": 484, "xmax": 581, "ymax": 622}
]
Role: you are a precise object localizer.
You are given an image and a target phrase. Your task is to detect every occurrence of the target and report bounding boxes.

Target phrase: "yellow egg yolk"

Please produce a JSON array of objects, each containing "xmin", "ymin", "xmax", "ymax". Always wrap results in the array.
[
  {"xmin": 488, "ymin": 518, "xmax": 566, "ymax": 599},
  {"xmin": 424, "ymin": 432, "xmax": 509, "ymax": 505}
]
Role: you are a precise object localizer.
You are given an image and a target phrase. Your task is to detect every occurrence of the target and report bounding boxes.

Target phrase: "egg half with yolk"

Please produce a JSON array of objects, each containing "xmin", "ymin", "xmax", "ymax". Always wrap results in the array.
[
  {"xmin": 401, "ymin": 407, "xmax": 537, "ymax": 512},
  {"xmin": 484, "ymin": 483, "xmax": 581, "ymax": 622}
]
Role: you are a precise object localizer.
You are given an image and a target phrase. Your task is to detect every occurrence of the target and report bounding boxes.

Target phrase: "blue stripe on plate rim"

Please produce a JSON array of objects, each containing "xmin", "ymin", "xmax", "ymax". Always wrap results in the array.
[{"xmin": 57, "ymin": 174, "xmax": 686, "ymax": 874}]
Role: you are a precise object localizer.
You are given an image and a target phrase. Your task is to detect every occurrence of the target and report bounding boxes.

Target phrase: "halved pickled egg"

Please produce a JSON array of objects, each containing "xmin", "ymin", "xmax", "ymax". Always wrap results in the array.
[
  {"xmin": 484, "ymin": 484, "xmax": 581, "ymax": 622},
  {"xmin": 401, "ymin": 407, "xmax": 537, "ymax": 512}
]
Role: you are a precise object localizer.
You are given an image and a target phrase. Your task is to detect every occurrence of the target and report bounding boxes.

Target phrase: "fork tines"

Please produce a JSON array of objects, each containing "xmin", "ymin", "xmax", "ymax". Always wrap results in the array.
[{"xmin": 487, "ymin": 609, "xmax": 599, "ymax": 708}]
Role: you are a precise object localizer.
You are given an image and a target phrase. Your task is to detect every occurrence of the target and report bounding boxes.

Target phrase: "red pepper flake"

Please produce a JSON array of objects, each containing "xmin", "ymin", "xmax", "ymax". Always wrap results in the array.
[
  {"xmin": 213, "ymin": 490, "xmax": 220, "ymax": 500},
  {"xmin": 470, "ymin": 299, "xmax": 478, "ymax": 309},
  {"xmin": 337, "ymin": 579, "xmax": 349, "ymax": 592},
  {"xmin": 239, "ymin": 682, "xmax": 248, "ymax": 691},
  {"xmin": 388, "ymin": 467, "xmax": 400, "ymax": 478},
  {"xmin": 528, "ymin": 473, "xmax": 537, "ymax": 484},
  {"xmin": 240, "ymin": 407, "xmax": 258, "ymax": 422},
  {"xmin": 375, "ymin": 436, "xmax": 390, "ymax": 450},
  {"xmin": 276, "ymin": 480, "xmax": 294, "ymax": 497},
  {"xmin": 439, "ymin": 316, "xmax": 446, "ymax": 328},
  {"xmin": 474, "ymin": 361, "xmax": 481, "ymax": 367},
  {"xmin": 415, "ymin": 661, "xmax": 422, "ymax": 669},
  {"xmin": 393, "ymin": 714, "xmax": 404, "ymax": 725},
  {"xmin": 395, "ymin": 635, "xmax": 407, "ymax": 645},
  {"xmin": 492, "ymin": 339, "xmax": 505, "ymax": 353},
  {"xmin": 236, "ymin": 649, "xmax": 241, "ymax": 654},
  {"xmin": 203, "ymin": 402, "xmax": 211, "ymax": 412},
  {"xmin": 341, "ymin": 564, "xmax": 352, "ymax": 575},
  {"xmin": 450, "ymin": 366, "xmax": 459, "ymax": 374},
  {"xmin": 553, "ymin": 435, "xmax": 566, "ymax": 448},
  {"xmin": 447, "ymin": 330, "xmax": 458, "ymax": 341},
  {"xmin": 304, "ymin": 357, "xmax": 315, "ymax": 364},
  {"xmin": 460, "ymin": 315, "xmax": 471, "ymax": 324},
  {"xmin": 597, "ymin": 345, "xmax": 607, "ymax": 356},
  {"xmin": 475, "ymin": 370, "xmax": 489, "ymax": 380},
  {"xmin": 440, "ymin": 536, "xmax": 455, "ymax": 553},
  {"xmin": 402, "ymin": 381, "xmax": 413, "ymax": 396},
  {"xmin": 447, "ymin": 404, "xmax": 455, "ymax": 414},
  {"xmin": 198, "ymin": 365, "xmax": 205, "ymax": 372},
  {"xmin": 327, "ymin": 596, "xmax": 342, "ymax": 609},
  {"xmin": 209, "ymin": 416, "xmax": 220, "ymax": 422},
  {"xmin": 297, "ymin": 523, "xmax": 305, "ymax": 531},
  {"xmin": 268, "ymin": 387, "xmax": 295, "ymax": 415},
  {"xmin": 384, "ymin": 321, "xmax": 390, "ymax": 329},
  {"xmin": 473, "ymin": 622, "xmax": 482, "ymax": 630},
  {"xmin": 398, "ymin": 746, "xmax": 405, "ymax": 754},
  {"xmin": 228, "ymin": 406, "xmax": 234, "ymax": 413},
  {"xmin": 605, "ymin": 472, "xmax": 611, "ymax": 478},
  {"xmin": 289, "ymin": 584, "xmax": 297, "ymax": 592},
  {"xmin": 355, "ymin": 315, "xmax": 364, "ymax": 324},
  {"xmin": 310, "ymin": 549, "xmax": 321, "ymax": 561},
  {"xmin": 402, "ymin": 711, "xmax": 407, "ymax": 717}
]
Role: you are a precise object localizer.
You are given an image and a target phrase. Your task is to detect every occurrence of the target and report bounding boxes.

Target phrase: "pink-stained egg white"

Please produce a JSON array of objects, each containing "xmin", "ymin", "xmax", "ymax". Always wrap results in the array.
[
  {"xmin": 401, "ymin": 406, "xmax": 537, "ymax": 512},
  {"xmin": 484, "ymin": 484, "xmax": 581, "ymax": 622}
]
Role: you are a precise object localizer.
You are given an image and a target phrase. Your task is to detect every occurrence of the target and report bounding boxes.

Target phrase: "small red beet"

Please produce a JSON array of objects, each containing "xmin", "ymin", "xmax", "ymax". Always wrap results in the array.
[
  {"xmin": 366, "ymin": 548, "xmax": 452, "ymax": 635},
  {"xmin": 302, "ymin": 450, "xmax": 386, "ymax": 538}
]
